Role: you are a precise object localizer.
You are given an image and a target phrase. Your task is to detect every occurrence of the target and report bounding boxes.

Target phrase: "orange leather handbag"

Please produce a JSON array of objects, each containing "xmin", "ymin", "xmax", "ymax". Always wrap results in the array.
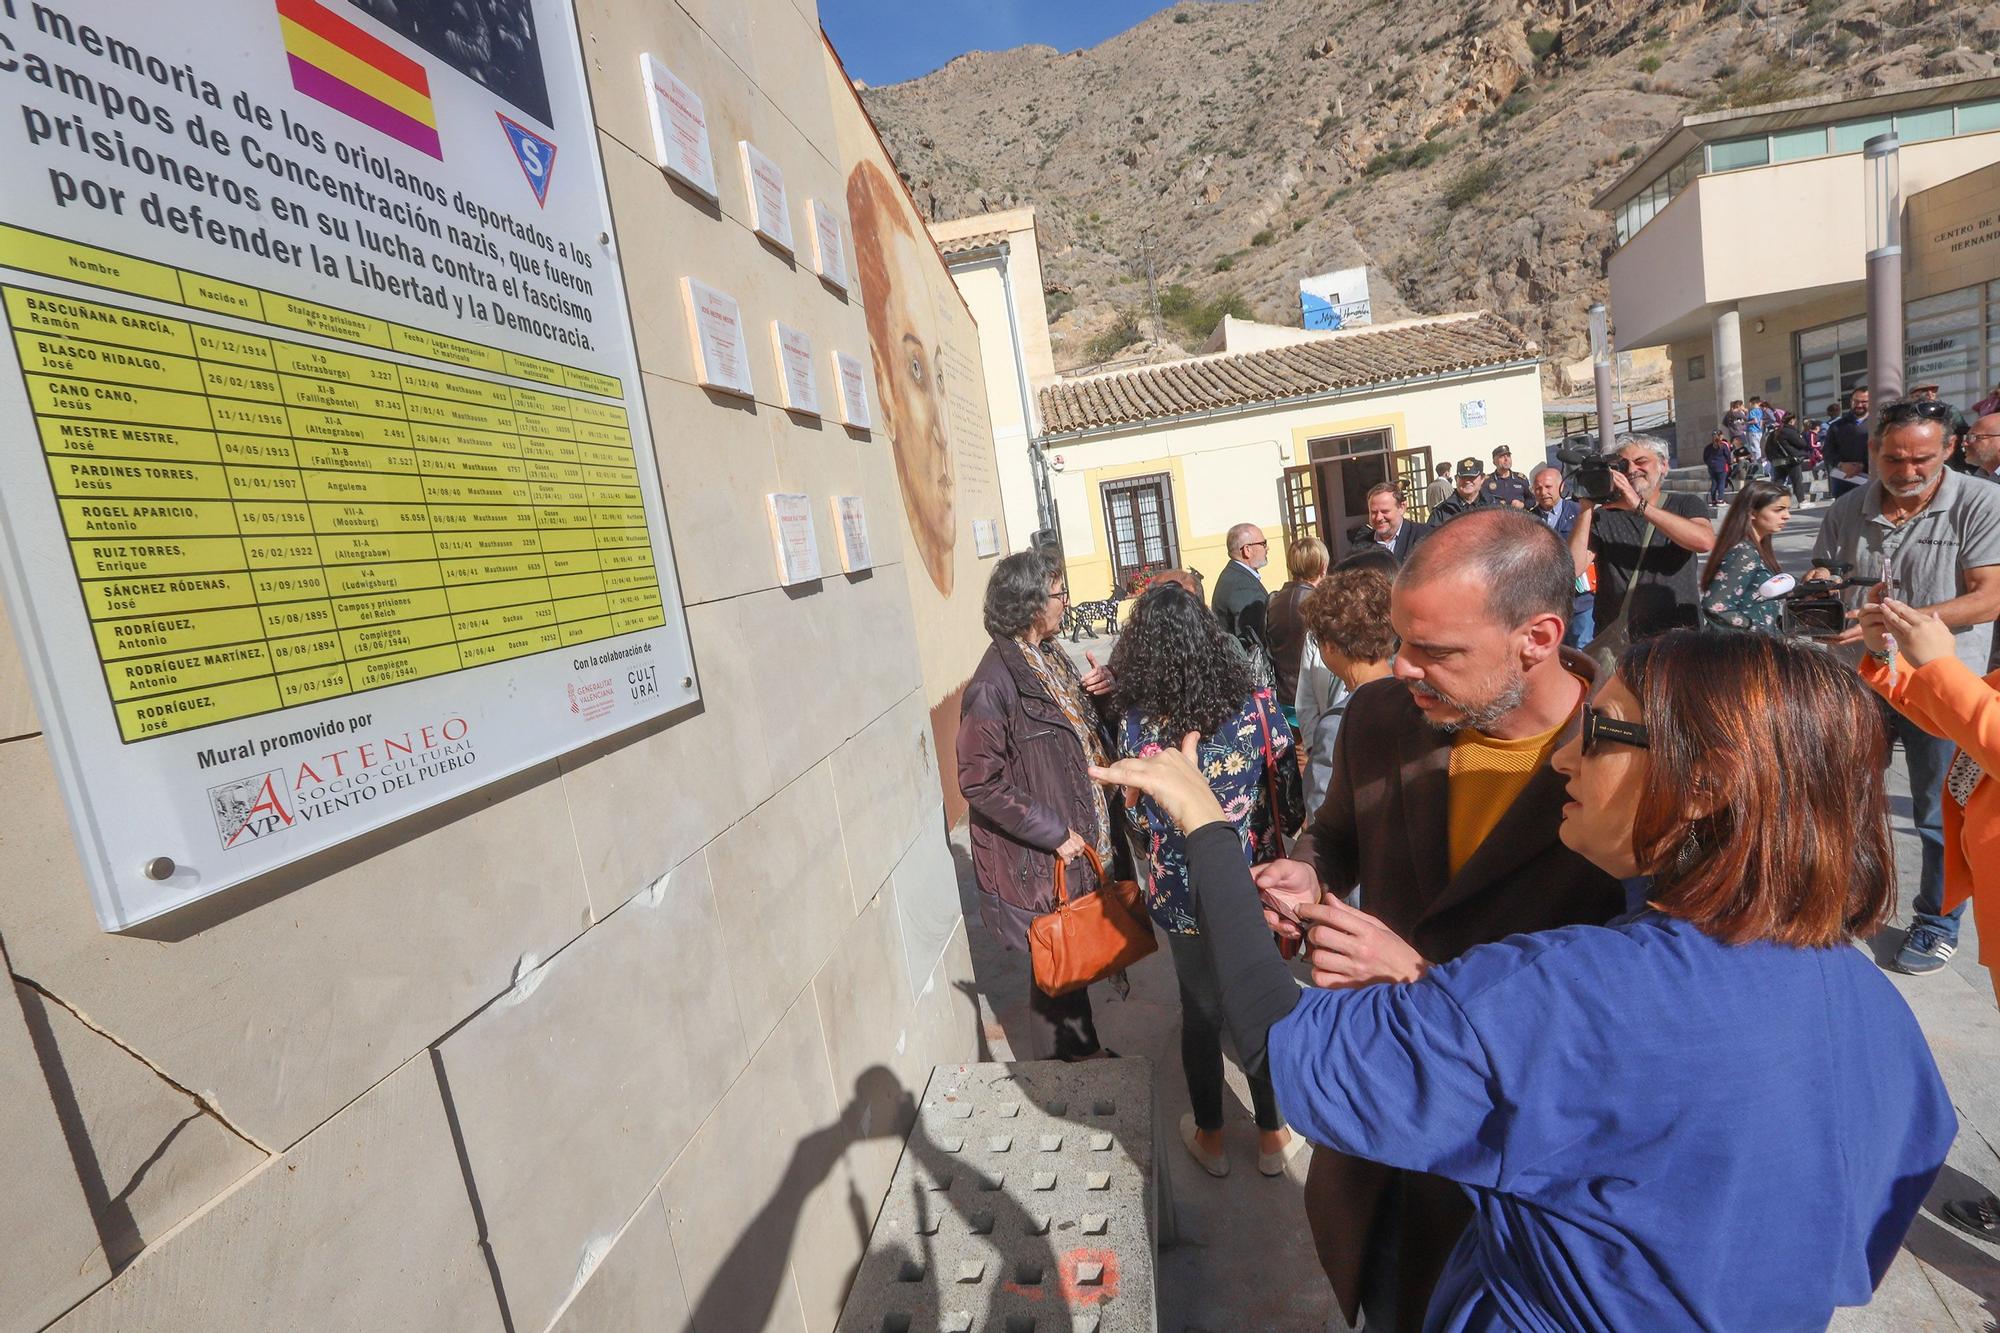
[{"xmin": 1029, "ymin": 843, "xmax": 1157, "ymax": 996}]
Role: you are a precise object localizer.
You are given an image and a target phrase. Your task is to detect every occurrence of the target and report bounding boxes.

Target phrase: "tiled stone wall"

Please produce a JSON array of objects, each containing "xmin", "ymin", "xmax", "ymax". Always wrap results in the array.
[{"xmin": 0, "ymin": 1, "xmax": 984, "ymax": 1328}]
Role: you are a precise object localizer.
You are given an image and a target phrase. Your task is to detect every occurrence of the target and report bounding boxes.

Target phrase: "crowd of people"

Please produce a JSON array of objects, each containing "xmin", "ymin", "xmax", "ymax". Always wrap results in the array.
[{"xmin": 955, "ymin": 396, "xmax": 2000, "ymax": 1329}]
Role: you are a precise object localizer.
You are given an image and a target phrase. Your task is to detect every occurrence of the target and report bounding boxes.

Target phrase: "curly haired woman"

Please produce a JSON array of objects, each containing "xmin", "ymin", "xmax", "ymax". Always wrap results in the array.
[{"xmin": 1109, "ymin": 582, "xmax": 1299, "ymax": 1179}]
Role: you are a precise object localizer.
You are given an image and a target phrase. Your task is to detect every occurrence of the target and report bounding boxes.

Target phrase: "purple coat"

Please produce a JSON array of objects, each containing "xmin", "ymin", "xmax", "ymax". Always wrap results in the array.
[{"xmin": 957, "ymin": 636, "xmax": 1115, "ymax": 952}]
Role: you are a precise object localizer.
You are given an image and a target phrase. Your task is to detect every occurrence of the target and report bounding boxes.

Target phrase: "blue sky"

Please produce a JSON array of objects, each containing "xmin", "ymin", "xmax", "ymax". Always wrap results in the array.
[{"xmin": 820, "ymin": 0, "xmax": 1184, "ymax": 86}]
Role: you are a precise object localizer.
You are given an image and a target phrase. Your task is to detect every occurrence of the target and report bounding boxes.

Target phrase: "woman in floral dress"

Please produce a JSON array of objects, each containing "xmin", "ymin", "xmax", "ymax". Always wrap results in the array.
[
  {"xmin": 1110, "ymin": 582, "xmax": 1300, "ymax": 1178},
  {"xmin": 1700, "ymin": 479, "xmax": 1792, "ymax": 634}
]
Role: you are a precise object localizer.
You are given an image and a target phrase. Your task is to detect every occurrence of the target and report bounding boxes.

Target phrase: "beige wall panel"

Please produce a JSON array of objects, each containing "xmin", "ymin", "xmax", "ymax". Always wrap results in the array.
[
  {"xmin": 0, "ymin": 739, "xmax": 591, "ymax": 1148},
  {"xmin": 640, "ymin": 371, "xmax": 787, "ymax": 607},
  {"xmin": 670, "ymin": 0, "xmax": 758, "ymax": 93},
  {"xmin": 828, "ymin": 689, "xmax": 935, "ymax": 914},
  {"xmin": 705, "ymin": 761, "xmax": 856, "ymax": 1051},
  {"xmin": 854, "ymin": 434, "xmax": 910, "ymax": 569},
  {"xmin": 743, "ymin": 0, "xmax": 843, "ymax": 167},
  {"xmin": 0, "ymin": 944, "xmax": 111, "ymax": 1332},
  {"xmin": 809, "ymin": 885, "xmax": 919, "ymax": 1231},
  {"xmin": 548, "ymin": 1191, "xmax": 690, "ymax": 1333},
  {"xmin": 575, "ymin": 1, "xmax": 755, "ymax": 230},
  {"xmin": 771, "ymin": 409, "xmax": 868, "ymax": 577},
  {"xmin": 12, "ymin": 982, "xmax": 267, "ymax": 1276},
  {"xmin": 730, "ymin": 577, "xmax": 924, "ymax": 798},
  {"xmin": 0, "ymin": 595, "xmax": 36, "ymax": 741},
  {"xmin": 435, "ymin": 854, "xmax": 744, "ymax": 1333},
  {"xmin": 54, "ymin": 1056, "xmax": 499, "ymax": 1332},
  {"xmin": 888, "ymin": 809, "xmax": 964, "ymax": 1003},
  {"xmin": 660, "ymin": 990, "xmax": 846, "ymax": 1333},
  {"xmin": 556, "ymin": 603, "xmax": 771, "ymax": 922}
]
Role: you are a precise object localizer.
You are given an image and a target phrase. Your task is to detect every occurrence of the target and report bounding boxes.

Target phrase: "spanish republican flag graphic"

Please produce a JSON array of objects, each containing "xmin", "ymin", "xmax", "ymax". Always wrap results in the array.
[{"xmin": 276, "ymin": 0, "xmax": 443, "ymax": 159}]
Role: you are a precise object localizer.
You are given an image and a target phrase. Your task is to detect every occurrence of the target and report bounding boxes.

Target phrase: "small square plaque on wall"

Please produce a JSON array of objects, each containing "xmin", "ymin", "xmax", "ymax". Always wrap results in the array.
[
  {"xmin": 640, "ymin": 54, "xmax": 716, "ymax": 199},
  {"xmin": 681, "ymin": 278, "xmax": 754, "ymax": 397},
  {"xmin": 833, "ymin": 350, "xmax": 872, "ymax": 429},
  {"xmin": 831, "ymin": 495, "xmax": 871, "ymax": 572},
  {"xmin": 771, "ymin": 322, "xmax": 820, "ymax": 416},
  {"xmin": 809, "ymin": 199, "xmax": 849, "ymax": 291},
  {"xmin": 766, "ymin": 492, "xmax": 823, "ymax": 585},
  {"xmin": 973, "ymin": 519, "xmax": 1001, "ymax": 558},
  {"xmin": 739, "ymin": 141, "xmax": 793, "ymax": 251}
]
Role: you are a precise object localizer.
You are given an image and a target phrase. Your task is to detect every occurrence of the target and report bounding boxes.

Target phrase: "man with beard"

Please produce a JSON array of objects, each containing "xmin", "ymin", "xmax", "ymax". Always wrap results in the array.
[
  {"xmin": 1809, "ymin": 400, "xmax": 2000, "ymax": 975},
  {"xmin": 1252, "ymin": 510, "xmax": 1624, "ymax": 1329}
]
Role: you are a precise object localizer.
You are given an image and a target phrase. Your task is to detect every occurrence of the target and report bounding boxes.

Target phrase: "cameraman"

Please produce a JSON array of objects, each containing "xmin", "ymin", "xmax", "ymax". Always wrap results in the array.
[{"xmin": 1566, "ymin": 435, "xmax": 1715, "ymax": 647}]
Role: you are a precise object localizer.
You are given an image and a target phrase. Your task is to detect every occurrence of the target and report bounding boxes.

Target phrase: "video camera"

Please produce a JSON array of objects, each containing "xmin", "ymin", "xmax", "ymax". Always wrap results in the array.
[
  {"xmin": 1555, "ymin": 439, "xmax": 1631, "ymax": 504},
  {"xmin": 1753, "ymin": 562, "xmax": 1876, "ymax": 638}
]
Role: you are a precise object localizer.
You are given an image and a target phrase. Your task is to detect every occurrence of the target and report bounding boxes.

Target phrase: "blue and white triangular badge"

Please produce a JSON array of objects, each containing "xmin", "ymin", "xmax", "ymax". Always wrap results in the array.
[{"xmin": 497, "ymin": 113, "xmax": 557, "ymax": 207}]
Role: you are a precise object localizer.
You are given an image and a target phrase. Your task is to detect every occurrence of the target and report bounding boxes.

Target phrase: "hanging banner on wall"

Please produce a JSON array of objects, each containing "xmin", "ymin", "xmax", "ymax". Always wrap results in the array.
[{"xmin": 0, "ymin": 0, "xmax": 698, "ymax": 929}]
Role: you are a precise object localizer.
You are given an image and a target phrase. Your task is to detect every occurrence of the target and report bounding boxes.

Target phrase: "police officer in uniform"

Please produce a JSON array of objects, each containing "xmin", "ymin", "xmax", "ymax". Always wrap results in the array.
[
  {"xmin": 1432, "ymin": 457, "xmax": 1492, "ymax": 522},
  {"xmin": 1481, "ymin": 445, "xmax": 1531, "ymax": 509}
]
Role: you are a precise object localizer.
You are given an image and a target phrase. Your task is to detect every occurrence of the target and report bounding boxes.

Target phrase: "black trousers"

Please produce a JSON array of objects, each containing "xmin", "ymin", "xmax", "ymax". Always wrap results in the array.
[
  {"xmin": 1169, "ymin": 931, "xmax": 1282, "ymax": 1131},
  {"xmin": 1025, "ymin": 977, "xmax": 1101, "ymax": 1060}
]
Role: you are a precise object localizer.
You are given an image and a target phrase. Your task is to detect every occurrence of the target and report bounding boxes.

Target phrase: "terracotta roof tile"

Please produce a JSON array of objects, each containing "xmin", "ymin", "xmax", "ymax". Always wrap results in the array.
[
  {"xmin": 1039, "ymin": 313, "xmax": 1537, "ymax": 436},
  {"xmin": 935, "ymin": 230, "xmax": 1009, "ymax": 256}
]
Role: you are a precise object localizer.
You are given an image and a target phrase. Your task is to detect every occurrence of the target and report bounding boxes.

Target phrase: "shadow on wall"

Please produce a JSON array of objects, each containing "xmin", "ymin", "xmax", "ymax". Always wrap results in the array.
[
  {"xmin": 681, "ymin": 1066, "xmax": 914, "ymax": 1333},
  {"xmin": 950, "ymin": 838, "xmax": 1037, "ymax": 1064},
  {"xmin": 673, "ymin": 1069, "xmax": 1095, "ymax": 1332},
  {"xmin": 665, "ymin": 840, "xmax": 1106, "ymax": 1331}
]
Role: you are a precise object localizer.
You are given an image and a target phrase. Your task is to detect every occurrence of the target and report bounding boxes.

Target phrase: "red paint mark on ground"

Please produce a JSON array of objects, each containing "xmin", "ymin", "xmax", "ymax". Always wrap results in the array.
[{"xmin": 1061, "ymin": 1248, "xmax": 1119, "ymax": 1305}]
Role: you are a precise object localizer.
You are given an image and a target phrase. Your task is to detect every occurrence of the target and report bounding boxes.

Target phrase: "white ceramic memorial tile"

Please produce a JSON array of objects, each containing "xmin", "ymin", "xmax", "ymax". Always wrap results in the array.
[
  {"xmin": 834, "ymin": 350, "xmax": 873, "ymax": 430},
  {"xmin": 808, "ymin": 199, "xmax": 848, "ymax": 291},
  {"xmin": 831, "ymin": 496, "xmax": 871, "ymax": 573},
  {"xmin": 738, "ymin": 141, "xmax": 793, "ymax": 251},
  {"xmin": 639, "ymin": 54, "xmax": 717, "ymax": 199},
  {"xmin": 972, "ymin": 518, "xmax": 1001, "ymax": 558},
  {"xmin": 765, "ymin": 493, "xmax": 822, "ymax": 585},
  {"xmin": 771, "ymin": 322, "xmax": 820, "ymax": 416},
  {"xmin": 680, "ymin": 278, "xmax": 754, "ymax": 397}
]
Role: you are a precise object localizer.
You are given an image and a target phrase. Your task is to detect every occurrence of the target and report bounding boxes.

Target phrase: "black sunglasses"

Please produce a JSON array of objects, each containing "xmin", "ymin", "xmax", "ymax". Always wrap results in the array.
[
  {"xmin": 1581, "ymin": 704, "xmax": 1649, "ymax": 756},
  {"xmin": 1877, "ymin": 399, "xmax": 1953, "ymax": 425}
]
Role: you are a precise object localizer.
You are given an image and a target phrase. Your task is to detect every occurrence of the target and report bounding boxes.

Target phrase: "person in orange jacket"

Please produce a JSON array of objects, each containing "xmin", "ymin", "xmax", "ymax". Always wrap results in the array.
[{"xmin": 1858, "ymin": 596, "xmax": 2000, "ymax": 1242}]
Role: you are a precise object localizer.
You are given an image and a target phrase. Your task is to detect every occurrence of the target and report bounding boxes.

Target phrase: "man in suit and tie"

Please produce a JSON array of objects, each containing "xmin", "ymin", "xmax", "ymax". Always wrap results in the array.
[
  {"xmin": 1211, "ymin": 522, "xmax": 1271, "ymax": 648},
  {"xmin": 1364, "ymin": 482, "xmax": 1429, "ymax": 563},
  {"xmin": 1255, "ymin": 509, "xmax": 1624, "ymax": 1330},
  {"xmin": 1530, "ymin": 463, "xmax": 1595, "ymax": 646}
]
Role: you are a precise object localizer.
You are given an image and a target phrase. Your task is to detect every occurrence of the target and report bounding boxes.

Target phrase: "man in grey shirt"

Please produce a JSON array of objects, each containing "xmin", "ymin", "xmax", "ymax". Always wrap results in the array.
[{"xmin": 1811, "ymin": 399, "xmax": 2000, "ymax": 974}]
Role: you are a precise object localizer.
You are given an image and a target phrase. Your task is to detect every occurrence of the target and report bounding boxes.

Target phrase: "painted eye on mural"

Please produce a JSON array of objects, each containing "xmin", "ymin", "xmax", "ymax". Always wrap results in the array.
[{"xmin": 908, "ymin": 351, "xmax": 927, "ymax": 385}]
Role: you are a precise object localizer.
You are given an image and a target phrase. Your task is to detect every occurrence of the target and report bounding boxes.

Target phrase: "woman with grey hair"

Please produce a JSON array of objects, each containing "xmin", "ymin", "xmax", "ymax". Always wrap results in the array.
[{"xmin": 958, "ymin": 549, "xmax": 1123, "ymax": 1058}]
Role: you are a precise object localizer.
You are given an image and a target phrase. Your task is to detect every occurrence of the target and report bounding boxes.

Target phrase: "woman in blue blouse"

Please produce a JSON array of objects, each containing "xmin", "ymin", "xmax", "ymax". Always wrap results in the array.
[
  {"xmin": 1699, "ymin": 479, "xmax": 1792, "ymax": 633},
  {"xmin": 1109, "ymin": 582, "xmax": 1298, "ymax": 1178},
  {"xmin": 1094, "ymin": 631, "xmax": 1954, "ymax": 1330}
]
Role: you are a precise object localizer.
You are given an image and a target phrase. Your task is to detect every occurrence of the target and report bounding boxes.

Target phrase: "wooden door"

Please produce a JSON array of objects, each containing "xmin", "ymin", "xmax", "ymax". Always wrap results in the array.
[{"xmin": 1278, "ymin": 465, "xmax": 1317, "ymax": 555}]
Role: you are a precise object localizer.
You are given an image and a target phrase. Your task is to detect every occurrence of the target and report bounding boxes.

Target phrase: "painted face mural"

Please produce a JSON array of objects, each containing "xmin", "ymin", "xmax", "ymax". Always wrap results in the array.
[{"xmin": 847, "ymin": 159, "xmax": 958, "ymax": 595}]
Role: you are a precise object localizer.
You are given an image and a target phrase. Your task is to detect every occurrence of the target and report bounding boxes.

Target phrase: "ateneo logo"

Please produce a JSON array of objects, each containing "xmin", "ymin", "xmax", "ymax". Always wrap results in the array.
[{"xmin": 207, "ymin": 770, "xmax": 295, "ymax": 849}]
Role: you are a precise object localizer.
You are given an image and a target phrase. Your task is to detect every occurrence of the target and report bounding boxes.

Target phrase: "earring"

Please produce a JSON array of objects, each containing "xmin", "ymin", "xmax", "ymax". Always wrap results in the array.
[{"xmin": 1674, "ymin": 827, "xmax": 1701, "ymax": 873}]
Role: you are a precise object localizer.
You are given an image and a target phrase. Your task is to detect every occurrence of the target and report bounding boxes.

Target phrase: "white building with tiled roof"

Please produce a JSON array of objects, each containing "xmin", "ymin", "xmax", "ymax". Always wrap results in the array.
[{"xmin": 1034, "ymin": 312, "xmax": 1545, "ymax": 601}]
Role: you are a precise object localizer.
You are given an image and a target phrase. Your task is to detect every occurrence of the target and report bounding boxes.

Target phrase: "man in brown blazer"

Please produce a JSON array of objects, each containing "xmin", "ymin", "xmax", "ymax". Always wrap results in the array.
[{"xmin": 1255, "ymin": 509, "xmax": 1625, "ymax": 1330}]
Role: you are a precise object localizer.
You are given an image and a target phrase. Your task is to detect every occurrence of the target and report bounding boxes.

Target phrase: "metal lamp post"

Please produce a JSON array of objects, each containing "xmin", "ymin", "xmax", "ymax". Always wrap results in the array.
[
  {"xmin": 1589, "ymin": 301, "xmax": 1618, "ymax": 451},
  {"xmin": 1864, "ymin": 133, "xmax": 1904, "ymax": 406}
]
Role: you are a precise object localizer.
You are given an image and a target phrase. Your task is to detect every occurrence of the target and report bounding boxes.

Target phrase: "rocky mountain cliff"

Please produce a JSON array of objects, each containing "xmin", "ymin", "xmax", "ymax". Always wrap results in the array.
[{"xmin": 859, "ymin": 0, "xmax": 2000, "ymax": 381}]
